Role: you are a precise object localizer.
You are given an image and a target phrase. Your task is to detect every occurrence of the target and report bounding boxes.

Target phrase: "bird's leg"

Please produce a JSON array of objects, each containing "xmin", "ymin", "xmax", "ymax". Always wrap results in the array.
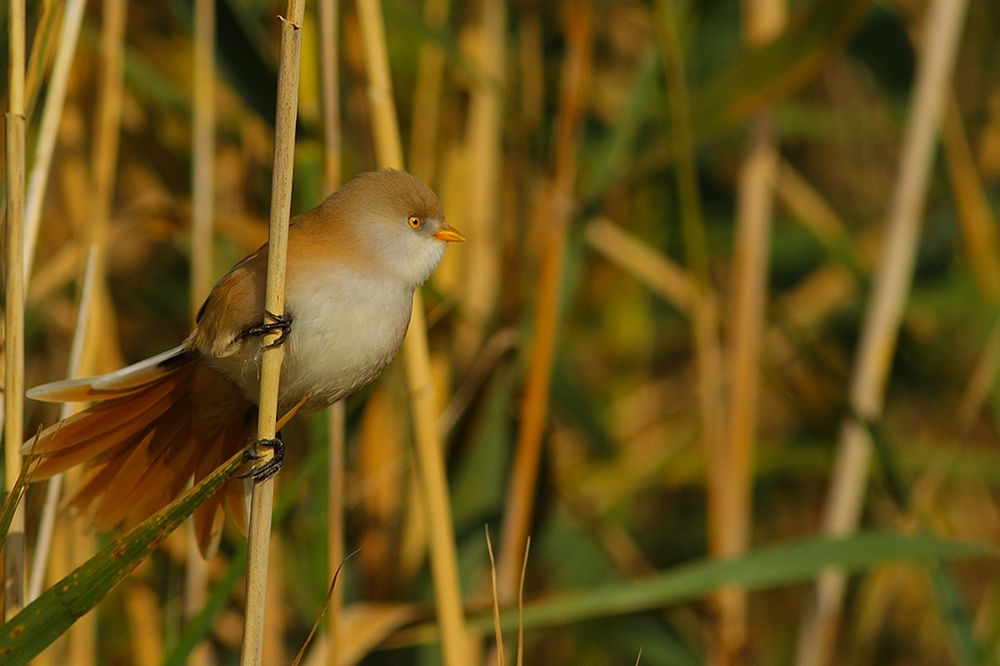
[
  {"xmin": 241, "ymin": 310, "xmax": 292, "ymax": 349},
  {"xmin": 240, "ymin": 435, "xmax": 285, "ymax": 481}
]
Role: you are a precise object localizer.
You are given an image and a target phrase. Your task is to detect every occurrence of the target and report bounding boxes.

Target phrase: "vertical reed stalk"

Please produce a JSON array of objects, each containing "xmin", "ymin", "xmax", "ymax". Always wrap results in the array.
[
  {"xmin": 188, "ymin": 2, "xmax": 217, "ymax": 664},
  {"xmin": 497, "ymin": 0, "xmax": 592, "ymax": 602},
  {"xmin": 191, "ymin": 0, "xmax": 217, "ymax": 311},
  {"xmin": 240, "ymin": 2, "xmax": 307, "ymax": 665},
  {"xmin": 319, "ymin": 0, "xmax": 341, "ymax": 195},
  {"xmin": 28, "ymin": 246, "xmax": 100, "ymax": 602},
  {"xmin": 408, "ymin": 0, "xmax": 450, "ymax": 184},
  {"xmin": 456, "ymin": 0, "xmax": 505, "ymax": 363},
  {"xmin": 355, "ymin": 1, "xmax": 469, "ymax": 663},
  {"xmin": 4, "ymin": 0, "xmax": 27, "ymax": 625},
  {"xmin": 654, "ymin": 6, "xmax": 727, "ymax": 646},
  {"xmin": 23, "ymin": 0, "xmax": 87, "ymax": 282},
  {"xmin": 325, "ymin": 400, "xmax": 344, "ymax": 666},
  {"xmin": 90, "ymin": 0, "xmax": 127, "ymax": 256},
  {"xmin": 716, "ymin": 1, "xmax": 786, "ymax": 663},
  {"xmin": 795, "ymin": 1, "xmax": 971, "ymax": 664},
  {"xmin": 81, "ymin": 0, "xmax": 128, "ymax": 392},
  {"xmin": 318, "ymin": 1, "xmax": 343, "ymax": 663}
]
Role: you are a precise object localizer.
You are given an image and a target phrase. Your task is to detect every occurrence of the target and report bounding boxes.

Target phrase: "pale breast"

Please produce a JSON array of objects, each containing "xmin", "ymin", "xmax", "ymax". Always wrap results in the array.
[{"xmin": 267, "ymin": 266, "xmax": 413, "ymax": 412}]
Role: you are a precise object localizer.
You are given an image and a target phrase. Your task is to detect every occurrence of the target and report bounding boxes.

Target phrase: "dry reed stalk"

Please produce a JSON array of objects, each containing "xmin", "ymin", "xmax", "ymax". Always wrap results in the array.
[
  {"xmin": 715, "ymin": 0, "xmax": 786, "ymax": 662},
  {"xmin": 456, "ymin": 0, "xmax": 505, "ymax": 364},
  {"xmin": 402, "ymin": 262, "xmax": 469, "ymax": 663},
  {"xmin": 408, "ymin": 0, "xmax": 451, "ymax": 184},
  {"xmin": 325, "ymin": 400, "xmax": 345, "ymax": 664},
  {"xmin": 28, "ymin": 245, "xmax": 99, "ymax": 602},
  {"xmin": 90, "ymin": 0, "xmax": 127, "ymax": 255},
  {"xmin": 264, "ymin": 536, "xmax": 288, "ymax": 666},
  {"xmin": 240, "ymin": 2, "xmax": 307, "ymax": 665},
  {"xmin": 187, "ymin": 3, "xmax": 217, "ymax": 664},
  {"xmin": 775, "ymin": 161, "xmax": 850, "ymax": 249},
  {"xmin": 81, "ymin": 0, "xmax": 129, "ymax": 393},
  {"xmin": 319, "ymin": 0, "xmax": 341, "ymax": 194},
  {"xmin": 957, "ymin": 315, "xmax": 1000, "ymax": 434},
  {"xmin": 4, "ymin": 0, "xmax": 27, "ymax": 624},
  {"xmin": 584, "ymin": 217, "xmax": 694, "ymax": 313},
  {"xmin": 354, "ymin": 2, "xmax": 470, "ymax": 665},
  {"xmin": 654, "ymin": 5, "xmax": 728, "ymax": 648},
  {"xmin": 23, "ymin": 2, "xmax": 58, "ymax": 118},
  {"xmin": 191, "ymin": 0, "xmax": 217, "ymax": 311},
  {"xmin": 317, "ymin": 3, "xmax": 344, "ymax": 661},
  {"xmin": 23, "ymin": 0, "xmax": 87, "ymax": 282},
  {"xmin": 497, "ymin": 0, "xmax": 592, "ymax": 603},
  {"xmin": 794, "ymin": 0, "xmax": 971, "ymax": 664},
  {"xmin": 942, "ymin": 96, "xmax": 1000, "ymax": 301},
  {"xmin": 356, "ymin": 0, "xmax": 403, "ymax": 168},
  {"xmin": 57, "ymin": 103, "xmax": 103, "ymax": 666},
  {"xmin": 53, "ymin": 2, "xmax": 129, "ymax": 654},
  {"xmin": 654, "ymin": 0, "xmax": 708, "ymax": 280}
]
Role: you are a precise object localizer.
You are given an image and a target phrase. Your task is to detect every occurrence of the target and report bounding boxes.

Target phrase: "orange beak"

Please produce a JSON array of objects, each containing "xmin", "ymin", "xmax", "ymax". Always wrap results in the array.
[{"xmin": 433, "ymin": 225, "xmax": 466, "ymax": 243}]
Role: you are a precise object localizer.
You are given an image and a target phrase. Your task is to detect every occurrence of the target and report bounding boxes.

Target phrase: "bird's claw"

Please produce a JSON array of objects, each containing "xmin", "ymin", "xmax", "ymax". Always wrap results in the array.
[
  {"xmin": 243, "ymin": 310, "xmax": 292, "ymax": 349},
  {"xmin": 239, "ymin": 437, "xmax": 285, "ymax": 481}
]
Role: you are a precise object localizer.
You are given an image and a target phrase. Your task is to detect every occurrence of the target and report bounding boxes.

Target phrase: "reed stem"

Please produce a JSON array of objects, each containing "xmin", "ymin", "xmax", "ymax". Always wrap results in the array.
[
  {"xmin": 497, "ymin": 0, "xmax": 592, "ymax": 602},
  {"xmin": 4, "ymin": 0, "xmax": 27, "ymax": 625},
  {"xmin": 28, "ymin": 246, "xmax": 99, "ymax": 602},
  {"xmin": 23, "ymin": 0, "xmax": 87, "ymax": 282},
  {"xmin": 795, "ymin": 0, "xmax": 971, "ymax": 663},
  {"xmin": 355, "ymin": 1, "xmax": 469, "ymax": 662},
  {"xmin": 318, "ymin": 2, "xmax": 344, "ymax": 663},
  {"xmin": 714, "ymin": 1, "xmax": 786, "ymax": 662},
  {"xmin": 240, "ymin": 2, "xmax": 307, "ymax": 665}
]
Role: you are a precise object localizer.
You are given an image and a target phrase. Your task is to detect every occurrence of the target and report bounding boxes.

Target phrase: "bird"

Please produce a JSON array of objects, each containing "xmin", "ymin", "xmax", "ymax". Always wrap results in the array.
[{"xmin": 23, "ymin": 169, "xmax": 464, "ymax": 556}]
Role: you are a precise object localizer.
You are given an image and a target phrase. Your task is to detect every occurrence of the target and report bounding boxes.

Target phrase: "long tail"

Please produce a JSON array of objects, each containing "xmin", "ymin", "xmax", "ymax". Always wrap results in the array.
[{"xmin": 24, "ymin": 346, "xmax": 252, "ymax": 557}]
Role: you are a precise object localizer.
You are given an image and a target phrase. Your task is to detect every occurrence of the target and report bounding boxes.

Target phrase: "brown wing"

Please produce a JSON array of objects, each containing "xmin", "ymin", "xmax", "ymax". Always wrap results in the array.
[{"xmin": 190, "ymin": 246, "xmax": 267, "ymax": 359}]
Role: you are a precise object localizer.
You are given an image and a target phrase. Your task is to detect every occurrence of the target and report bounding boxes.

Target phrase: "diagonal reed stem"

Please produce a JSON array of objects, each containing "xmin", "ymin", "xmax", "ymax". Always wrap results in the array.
[
  {"xmin": 355, "ymin": 1, "xmax": 469, "ymax": 663},
  {"xmin": 795, "ymin": 0, "xmax": 971, "ymax": 664},
  {"xmin": 240, "ymin": 2, "xmax": 307, "ymax": 665}
]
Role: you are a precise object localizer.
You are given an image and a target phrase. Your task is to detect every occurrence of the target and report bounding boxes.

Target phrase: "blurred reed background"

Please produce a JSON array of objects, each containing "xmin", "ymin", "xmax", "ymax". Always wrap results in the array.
[{"xmin": 3, "ymin": 0, "xmax": 1000, "ymax": 664}]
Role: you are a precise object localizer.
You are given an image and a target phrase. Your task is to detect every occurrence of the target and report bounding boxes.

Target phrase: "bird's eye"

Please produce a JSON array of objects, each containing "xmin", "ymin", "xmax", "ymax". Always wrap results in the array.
[{"xmin": 408, "ymin": 215, "xmax": 422, "ymax": 229}]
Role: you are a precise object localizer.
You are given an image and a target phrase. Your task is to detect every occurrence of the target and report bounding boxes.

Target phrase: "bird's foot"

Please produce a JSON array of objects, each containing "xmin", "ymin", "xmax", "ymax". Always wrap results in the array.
[
  {"xmin": 239, "ymin": 436, "xmax": 285, "ymax": 481},
  {"xmin": 242, "ymin": 310, "xmax": 292, "ymax": 349}
]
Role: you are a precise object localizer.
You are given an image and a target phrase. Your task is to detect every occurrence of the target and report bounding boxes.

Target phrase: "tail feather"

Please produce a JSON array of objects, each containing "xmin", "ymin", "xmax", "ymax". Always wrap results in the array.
[
  {"xmin": 223, "ymin": 477, "xmax": 250, "ymax": 535},
  {"xmin": 25, "ymin": 382, "xmax": 184, "ymax": 479},
  {"xmin": 70, "ymin": 457, "xmax": 132, "ymax": 531},
  {"xmin": 193, "ymin": 430, "xmax": 229, "ymax": 558},
  {"xmin": 117, "ymin": 422, "xmax": 202, "ymax": 530},
  {"xmin": 193, "ymin": 418, "xmax": 254, "ymax": 557},
  {"xmin": 90, "ymin": 429, "xmax": 160, "ymax": 528},
  {"xmin": 27, "ymin": 345, "xmax": 191, "ymax": 403},
  {"xmin": 222, "ymin": 422, "xmax": 253, "ymax": 533},
  {"xmin": 27, "ymin": 349, "xmax": 261, "ymax": 558},
  {"xmin": 91, "ymin": 400, "xmax": 192, "ymax": 528}
]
